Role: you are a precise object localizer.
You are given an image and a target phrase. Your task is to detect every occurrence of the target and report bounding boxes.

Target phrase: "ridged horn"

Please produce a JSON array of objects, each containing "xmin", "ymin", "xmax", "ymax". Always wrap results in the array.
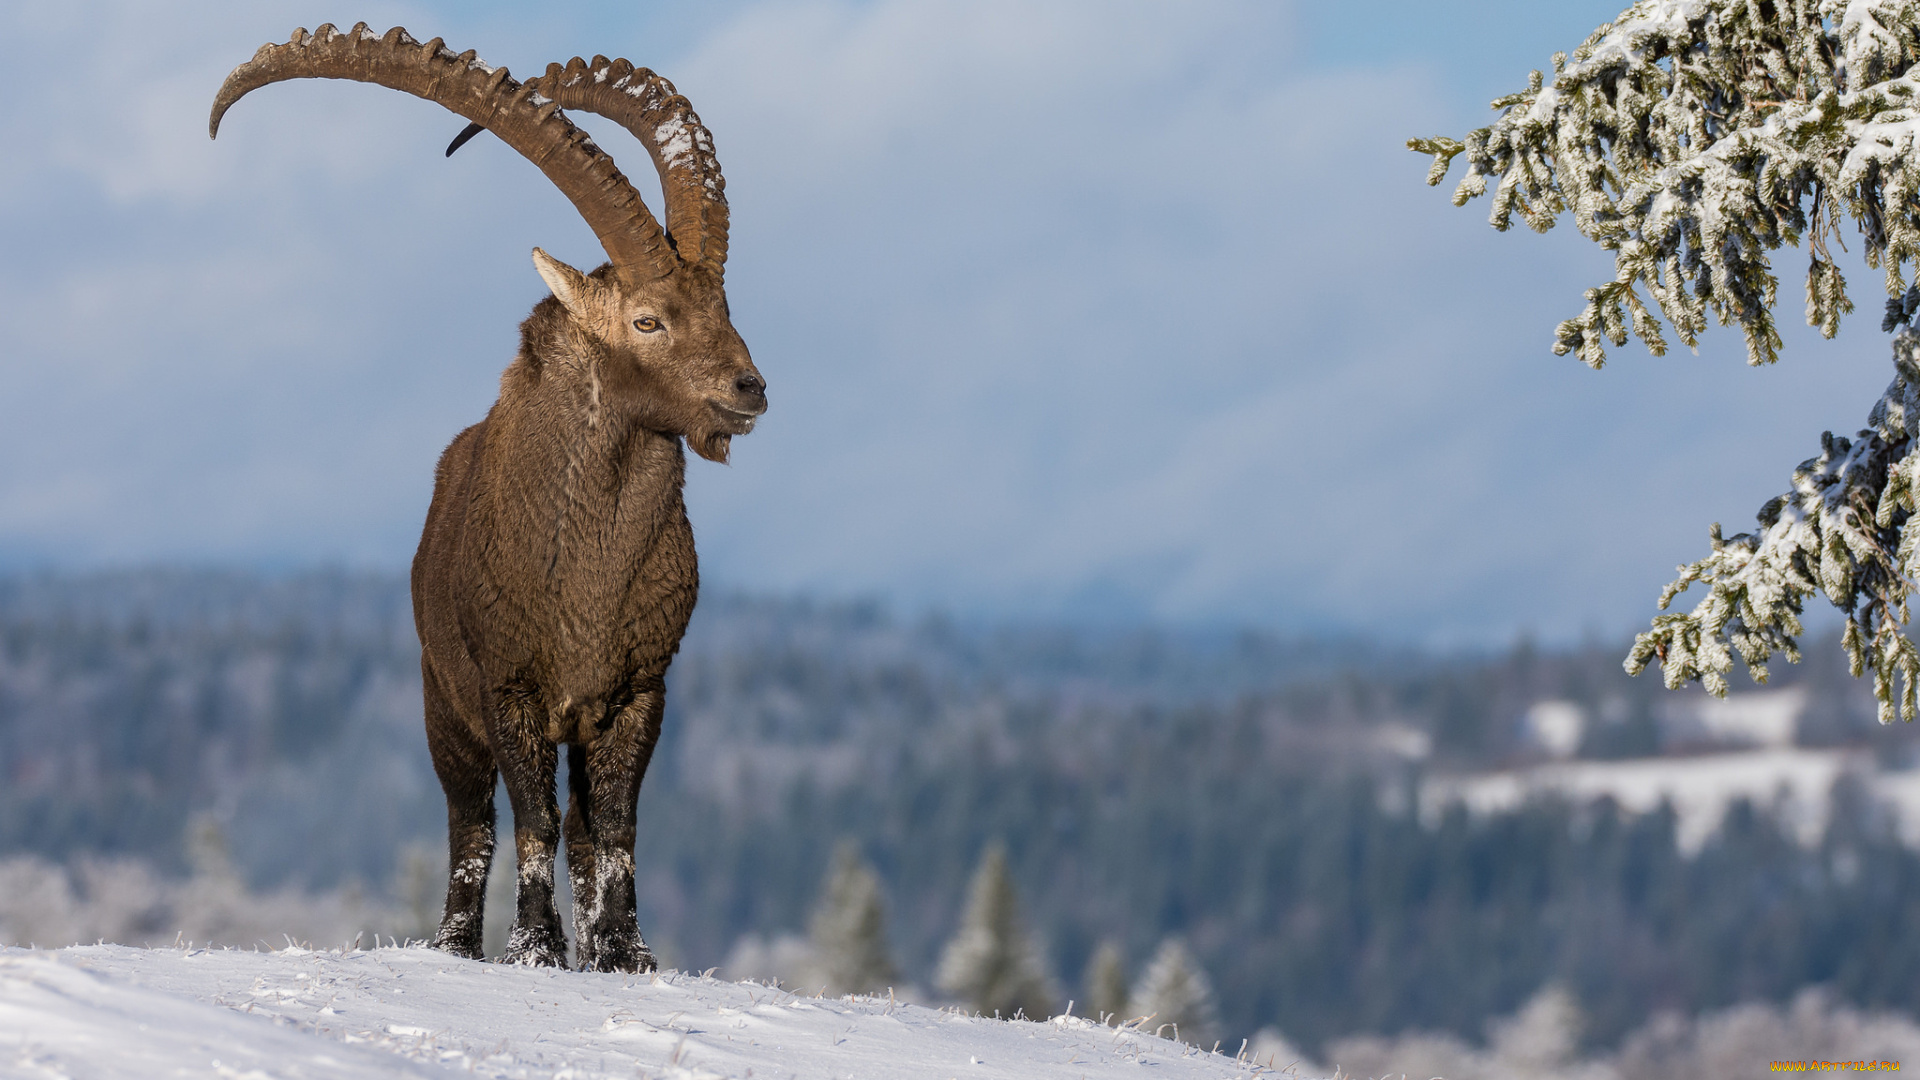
[
  {"xmin": 210, "ymin": 24, "xmax": 677, "ymax": 280},
  {"xmin": 522, "ymin": 55, "xmax": 729, "ymax": 276}
]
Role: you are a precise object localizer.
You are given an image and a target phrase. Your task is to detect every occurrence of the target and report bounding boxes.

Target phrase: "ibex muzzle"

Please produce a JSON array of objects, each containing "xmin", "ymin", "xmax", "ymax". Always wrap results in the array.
[{"xmin": 212, "ymin": 25, "xmax": 765, "ymax": 971}]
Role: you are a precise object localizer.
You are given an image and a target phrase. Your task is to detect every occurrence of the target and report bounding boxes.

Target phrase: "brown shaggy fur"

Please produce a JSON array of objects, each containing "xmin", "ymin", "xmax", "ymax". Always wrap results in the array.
[{"xmin": 413, "ymin": 251, "xmax": 764, "ymax": 971}]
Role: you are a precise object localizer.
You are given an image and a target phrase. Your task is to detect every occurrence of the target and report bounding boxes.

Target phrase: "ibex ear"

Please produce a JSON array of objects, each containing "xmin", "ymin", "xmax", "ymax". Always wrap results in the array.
[{"xmin": 531, "ymin": 248, "xmax": 591, "ymax": 317}]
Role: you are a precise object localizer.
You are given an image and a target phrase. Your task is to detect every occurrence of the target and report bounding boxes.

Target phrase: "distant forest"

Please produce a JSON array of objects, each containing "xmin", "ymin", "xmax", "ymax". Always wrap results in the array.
[{"xmin": 1, "ymin": 568, "xmax": 1918, "ymax": 1054}]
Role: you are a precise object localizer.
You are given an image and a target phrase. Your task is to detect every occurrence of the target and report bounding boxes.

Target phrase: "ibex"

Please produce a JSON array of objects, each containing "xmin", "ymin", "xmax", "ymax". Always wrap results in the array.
[{"xmin": 211, "ymin": 24, "xmax": 766, "ymax": 971}]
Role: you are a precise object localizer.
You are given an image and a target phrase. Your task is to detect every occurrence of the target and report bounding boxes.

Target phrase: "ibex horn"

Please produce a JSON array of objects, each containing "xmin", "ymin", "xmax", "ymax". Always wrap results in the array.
[
  {"xmin": 446, "ymin": 56, "xmax": 729, "ymax": 277},
  {"xmin": 210, "ymin": 24, "xmax": 679, "ymax": 281},
  {"xmin": 445, "ymin": 121, "xmax": 486, "ymax": 158}
]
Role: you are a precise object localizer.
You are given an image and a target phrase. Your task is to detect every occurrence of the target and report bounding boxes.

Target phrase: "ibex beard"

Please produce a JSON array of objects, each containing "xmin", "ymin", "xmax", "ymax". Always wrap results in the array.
[{"xmin": 211, "ymin": 25, "xmax": 766, "ymax": 971}]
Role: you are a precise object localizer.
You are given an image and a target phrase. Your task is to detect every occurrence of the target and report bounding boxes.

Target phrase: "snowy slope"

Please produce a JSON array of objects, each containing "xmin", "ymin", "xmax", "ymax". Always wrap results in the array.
[
  {"xmin": 1410, "ymin": 743, "xmax": 1920, "ymax": 854},
  {"xmin": 0, "ymin": 945, "xmax": 1300, "ymax": 1079}
]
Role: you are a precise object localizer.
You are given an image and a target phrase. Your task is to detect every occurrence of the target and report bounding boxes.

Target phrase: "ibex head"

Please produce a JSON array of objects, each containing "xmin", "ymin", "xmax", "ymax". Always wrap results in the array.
[
  {"xmin": 210, "ymin": 26, "xmax": 766, "ymax": 462},
  {"xmin": 529, "ymin": 249, "xmax": 764, "ymax": 463}
]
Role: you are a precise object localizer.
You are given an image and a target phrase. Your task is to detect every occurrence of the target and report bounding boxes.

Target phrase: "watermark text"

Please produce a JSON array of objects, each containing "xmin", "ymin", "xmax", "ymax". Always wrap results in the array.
[{"xmin": 1770, "ymin": 1062, "xmax": 1901, "ymax": 1072}]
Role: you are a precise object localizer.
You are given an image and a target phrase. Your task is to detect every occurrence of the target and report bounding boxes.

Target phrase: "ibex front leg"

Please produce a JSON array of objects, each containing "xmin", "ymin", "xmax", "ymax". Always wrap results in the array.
[
  {"xmin": 490, "ymin": 680, "xmax": 569, "ymax": 967},
  {"xmin": 577, "ymin": 685, "xmax": 665, "ymax": 973},
  {"xmin": 563, "ymin": 743, "xmax": 599, "ymax": 968}
]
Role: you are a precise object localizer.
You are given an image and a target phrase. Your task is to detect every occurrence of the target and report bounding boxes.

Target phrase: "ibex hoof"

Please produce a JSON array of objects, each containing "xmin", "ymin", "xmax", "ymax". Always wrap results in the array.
[
  {"xmin": 430, "ymin": 916, "xmax": 484, "ymax": 960},
  {"xmin": 586, "ymin": 928, "xmax": 656, "ymax": 973},
  {"xmin": 501, "ymin": 925, "xmax": 569, "ymax": 968},
  {"xmin": 431, "ymin": 938, "xmax": 485, "ymax": 961}
]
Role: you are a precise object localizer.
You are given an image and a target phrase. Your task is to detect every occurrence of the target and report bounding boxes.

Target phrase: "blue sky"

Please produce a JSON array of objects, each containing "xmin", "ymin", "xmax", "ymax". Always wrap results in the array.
[{"xmin": 0, "ymin": 1, "xmax": 1898, "ymax": 643}]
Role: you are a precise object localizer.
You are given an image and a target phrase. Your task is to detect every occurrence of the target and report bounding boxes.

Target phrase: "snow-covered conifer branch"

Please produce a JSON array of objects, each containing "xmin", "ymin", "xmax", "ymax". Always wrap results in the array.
[
  {"xmin": 1412, "ymin": 0, "xmax": 1920, "ymax": 368},
  {"xmin": 1627, "ymin": 328, "xmax": 1920, "ymax": 719},
  {"xmin": 1412, "ymin": 0, "xmax": 1920, "ymax": 716}
]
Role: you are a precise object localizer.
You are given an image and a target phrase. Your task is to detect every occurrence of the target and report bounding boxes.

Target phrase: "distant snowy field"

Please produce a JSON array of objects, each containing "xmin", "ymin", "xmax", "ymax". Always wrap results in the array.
[{"xmin": 0, "ymin": 945, "xmax": 1297, "ymax": 1079}]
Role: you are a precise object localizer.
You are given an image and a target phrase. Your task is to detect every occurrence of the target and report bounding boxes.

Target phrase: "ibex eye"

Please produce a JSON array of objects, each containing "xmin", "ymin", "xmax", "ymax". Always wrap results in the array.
[{"xmin": 632, "ymin": 316, "xmax": 663, "ymax": 333}]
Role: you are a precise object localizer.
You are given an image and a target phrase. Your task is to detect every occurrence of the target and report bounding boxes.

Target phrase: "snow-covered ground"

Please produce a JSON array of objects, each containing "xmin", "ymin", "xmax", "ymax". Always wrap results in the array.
[
  {"xmin": 1427, "ymin": 687, "xmax": 1920, "ymax": 854},
  {"xmin": 1420, "ymin": 746, "xmax": 1857, "ymax": 852},
  {"xmin": 0, "ymin": 944, "xmax": 1303, "ymax": 1079}
]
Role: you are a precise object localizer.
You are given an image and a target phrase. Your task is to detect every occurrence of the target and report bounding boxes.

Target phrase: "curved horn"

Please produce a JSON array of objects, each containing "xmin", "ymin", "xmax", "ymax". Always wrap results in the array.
[
  {"xmin": 210, "ymin": 24, "xmax": 677, "ymax": 280},
  {"xmin": 523, "ymin": 56, "xmax": 729, "ymax": 276}
]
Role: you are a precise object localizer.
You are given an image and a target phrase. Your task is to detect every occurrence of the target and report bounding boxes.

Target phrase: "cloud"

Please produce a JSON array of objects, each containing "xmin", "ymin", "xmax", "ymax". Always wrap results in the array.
[
  {"xmin": 656, "ymin": 0, "xmax": 1590, "ymax": 631},
  {"xmin": 0, "ymin": 0, "xmax": 1897, "ymax": 643},
  {"xmin": 0, "ymin": 0, "xmax": 552, "ymax": 562}
]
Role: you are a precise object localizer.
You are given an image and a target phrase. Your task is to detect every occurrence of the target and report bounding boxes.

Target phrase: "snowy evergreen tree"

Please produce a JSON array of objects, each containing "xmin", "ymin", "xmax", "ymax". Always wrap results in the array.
[
  {"xmin": 806, "ymin": 842, "xmax": 896, "ymax": 995},
  {"xmin": 1486, "ymin": 985, "xmax": 1584, "ymax": 1075},
  {"xmin": 934, "ymin": 844, "xmax": 1057, "ymax": 1017},
  {"xmin": 1084, "ymin": 940, "xmax": 1130, "ymax": 1024},
  {"xmin": 1413, "ymin": 0, "xmax": 1920, "ymax": 719},
  {"xmin": 1129, "ymin": 938, "xmax": 1219, "ymax": 1049}
]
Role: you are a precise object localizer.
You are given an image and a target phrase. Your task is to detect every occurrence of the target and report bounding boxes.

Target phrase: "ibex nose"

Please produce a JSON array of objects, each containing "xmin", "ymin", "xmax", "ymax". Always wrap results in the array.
[{"xmin": 727, "ymin": 371, "xmax": 768, "ymax": 418}]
